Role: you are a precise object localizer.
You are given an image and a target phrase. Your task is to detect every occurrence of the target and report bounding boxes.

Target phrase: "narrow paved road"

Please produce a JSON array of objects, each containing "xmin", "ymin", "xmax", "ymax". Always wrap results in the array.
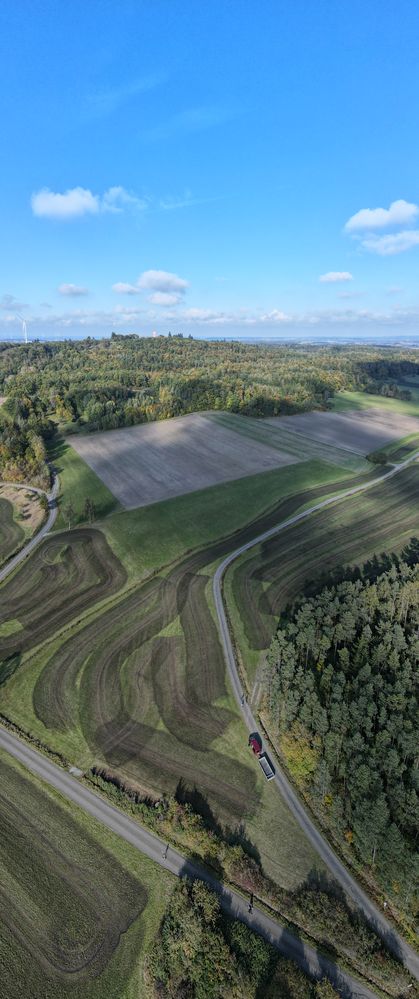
[
  {"xmin": 0, "ymin": 472, "xmax": 59, "ymax": 584},
  {"xmin": 0, "ymin": 725, "xmax": 378, "ymax": 999},
  {"xmin": 213, "ymin": 451, "xmax": 419, "ymax": 980}
]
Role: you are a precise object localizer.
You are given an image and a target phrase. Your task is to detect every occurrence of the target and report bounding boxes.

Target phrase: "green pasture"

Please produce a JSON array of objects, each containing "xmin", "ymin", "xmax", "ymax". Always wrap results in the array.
[
  {"xmin": 331, "ymin": 385, "xmax": 419, "ymax": 417},
  {"xmin": 0, "ymin": 496, "xmax": 24, "ymax": 565},
  {"xmin": 102, "ymin": 458, "xmax": 357, "ymax": 577},
  {"xmin": 0, "ymin": 748, "xmax": 173, "ymax": 999},
  {"xmin": 50, "ymin": 438, "xmax": 120, "ymax": 530}
]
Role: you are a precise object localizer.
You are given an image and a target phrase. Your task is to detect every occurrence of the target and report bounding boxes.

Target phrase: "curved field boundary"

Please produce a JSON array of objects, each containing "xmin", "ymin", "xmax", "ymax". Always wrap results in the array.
[
  {"xmin": 0, "ymin": 473, "xmax": 59, "ymax": 585},
  {"xmin": 0, "ymin": 725, "xmax": 379, "ymax": 999},
  {"xmin": 213, "ymin": 451, "xmax": 419, "ymax": 979},
  {"xmin": 0, "ymin": 496, "xmax": 24, "ymax": 564},
  {"xmin": 0, "ymin": 751, "xmax": 147, "ymax": 991}
]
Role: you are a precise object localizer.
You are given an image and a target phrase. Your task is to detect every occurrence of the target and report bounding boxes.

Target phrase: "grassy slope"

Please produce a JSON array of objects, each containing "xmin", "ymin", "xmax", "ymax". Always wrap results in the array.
[
  {"xmin": 0, "ymin": 747, "xmax": 173, "ymax": 999},
  {"xmin": 50, "ymin": 439, "xmax": 120, "ymax": 530},
  {"xmin": 102, "ymin": 458, "xmax": 356, "ymax": 578},
  {"xmin": 331, "ymin": 385, "xmax": 419, "ymax": 416}
]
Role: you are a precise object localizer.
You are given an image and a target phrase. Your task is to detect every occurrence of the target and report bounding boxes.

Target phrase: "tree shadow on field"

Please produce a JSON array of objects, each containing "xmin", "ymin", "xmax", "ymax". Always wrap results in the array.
[{"xmin": 175, "ymin": 781, "xmax": 262, "ymax": 867}]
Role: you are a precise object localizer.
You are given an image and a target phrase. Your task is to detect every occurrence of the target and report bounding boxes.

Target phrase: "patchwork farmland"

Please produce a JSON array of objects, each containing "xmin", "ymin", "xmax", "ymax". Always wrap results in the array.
[
  {"xmin": 67, "ymin": 405, "xmax": 419, "ymax": 513},
  {"xmin": 0, "ymin": 456, "xmax": 411, "ymax": 888},
  {"xmin": 0, "ymin": 750, "xmax": 172, "ymax": 999},
  {"xmin": 68, "ymin": 412, "xmax": 299, "ymax": 509}
]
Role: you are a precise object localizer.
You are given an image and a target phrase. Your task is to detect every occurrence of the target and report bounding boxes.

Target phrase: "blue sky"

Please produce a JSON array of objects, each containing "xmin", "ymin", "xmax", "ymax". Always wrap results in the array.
[{"xmin": 1, "ymin": 0, "xmax": 419, "ymax": 340}]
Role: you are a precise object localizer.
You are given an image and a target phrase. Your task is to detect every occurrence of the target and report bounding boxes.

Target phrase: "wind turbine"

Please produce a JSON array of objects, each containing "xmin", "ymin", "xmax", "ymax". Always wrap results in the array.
[{"xmin": 16, "ymin": 313, "xmax": 28, "ymax": 344}]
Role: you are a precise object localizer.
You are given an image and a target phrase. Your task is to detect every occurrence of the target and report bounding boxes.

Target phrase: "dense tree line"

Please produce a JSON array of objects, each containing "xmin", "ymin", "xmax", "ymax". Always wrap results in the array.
[
  {"xmin": 0, "ymin": 336, "xmax": 418, "ymax": 434},
  {"xmin": 1, "ymin": 336, "xmax": 417, "ymax": 482},
  {"xmin": 266, "ymin": 560, "xmax": 419, "ymax": 917},
  {"xmin": 147, "ymin": 878, "xmax": 339, "ymax": 999}
]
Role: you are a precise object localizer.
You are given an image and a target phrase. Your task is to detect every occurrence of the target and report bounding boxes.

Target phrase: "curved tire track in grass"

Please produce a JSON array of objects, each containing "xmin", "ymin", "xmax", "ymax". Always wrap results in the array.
[{"xmin": 213, "ymin": 452, "xmax": 419, "ymax": 979}]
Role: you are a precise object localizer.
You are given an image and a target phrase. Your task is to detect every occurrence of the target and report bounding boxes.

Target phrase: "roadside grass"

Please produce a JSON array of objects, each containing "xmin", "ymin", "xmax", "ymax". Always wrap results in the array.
[
  {"xmin": 101, "ymin": 459, "xmax": 357, "ymax": 577},
  {"xmin": 226, "ymin": 463, "xmax": 419, "ymax": 686},
  {"xmin": 371, "ymin": 433, "xmax": 419, "ymax": 462},
  {"xmin": 49, "ymin": 438, "xmax": 120, "ymax": 530},
  {"xmin": 331, "ymin": 387, "xmax": 419, "ymax": 417},
  {"xmin": 0, "ymin": 747, "xmax": 173, "ymax": 999}
]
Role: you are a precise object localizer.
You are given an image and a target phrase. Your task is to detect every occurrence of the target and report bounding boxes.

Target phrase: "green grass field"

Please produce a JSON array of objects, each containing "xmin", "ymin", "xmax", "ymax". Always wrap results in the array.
[
  {"xmin": 0, "ymin": 748, "xmax": 173, "ymax": 999},
  {"xmin": 102, "ymin": 458, "xmax": 359, "ymax": 577},
  {"xmin": 50, "ymin": 439, "xmax": 120, "ymax": 530},
  {"xmin": 331, "ymin": 383, "xmax": 419, "ymax": 417}
]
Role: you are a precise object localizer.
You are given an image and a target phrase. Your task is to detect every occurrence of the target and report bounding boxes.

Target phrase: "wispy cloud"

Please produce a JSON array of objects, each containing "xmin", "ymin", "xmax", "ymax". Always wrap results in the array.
[
  {"xmin": 85, "ymin": 74, "xmax": 165, "ymax": 119},
  {"xmin": 58, "ymin": 283, "xmax": 89, "ymax": 296},
  {"xmin": 360, "ymin": 230, "xmax": 419, "ymax": 256},
  {"xmin": 0, "ymin": 293, "xmax": 28, "ymax": 311},
  {"xmin": 319, "ymin": 271, "xmax": 353, "ymax": 283},
  {"xmin": 143, "ymin": 105, "xmax": 237, "ymax": 142},
  {"xmin": 31, "ymin": 185, "xmax": 147, "ymax": 220},
  {"xmin": 345, "ymin": 199, "xmax": 419, "ymax": 232}
]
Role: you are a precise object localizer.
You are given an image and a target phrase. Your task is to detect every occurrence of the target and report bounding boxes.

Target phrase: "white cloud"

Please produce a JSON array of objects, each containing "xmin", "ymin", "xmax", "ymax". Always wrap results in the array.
[
  {"xmin": 361, "ymin": 230, "xmax": 419, "ymax": 255},
  {"xmin": 143, "ymin": 105, "xmax": 236, "ymax": 142},
  {"xmin": 31, "ymin": 185, "xmax": 147, "ymax": 220},
  {"xmin": 32, "ymin": 187, "xmax": 99, "ymax": 219},
  {"xmin": 58, "ymin": 283, "xmax": 89, "ymax": 296},
  {"xmin": 345, "ymin": 199, "xmax": 419, "ymax": 232},
  {"xmin": 112, "ymin": 282, "xmax": 140, "ymax": 295},
  {"xmin": 138, "ymin": 270, "xmax": 189, "ymax": 293},
  {"xmin": 148, "ymin": 291, "xmax": 182, "ymax": 306},
  {"xmin": 319, "ymin": 271, "xmax": 353, "ymax": 283}
]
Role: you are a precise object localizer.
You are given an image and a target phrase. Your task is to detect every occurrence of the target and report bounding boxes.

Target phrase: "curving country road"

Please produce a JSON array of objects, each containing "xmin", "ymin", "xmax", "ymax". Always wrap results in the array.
[
  {"xmin": 0, "ymin": 472, "xmax": 59, "ymax": 584},
  {"xmin": 0, "ymin": 724, "xmax": 379, "ymax": 999},
  {"xmin": 213, "ymin": 450, "xmax": 419, "ymax": 980}
]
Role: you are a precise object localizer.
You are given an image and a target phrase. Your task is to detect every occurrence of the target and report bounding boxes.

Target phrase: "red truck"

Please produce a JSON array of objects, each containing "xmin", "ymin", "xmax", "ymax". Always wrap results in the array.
[{"xmin": 248, "ymin": 733, "xmax": 275, "ymax": 780}]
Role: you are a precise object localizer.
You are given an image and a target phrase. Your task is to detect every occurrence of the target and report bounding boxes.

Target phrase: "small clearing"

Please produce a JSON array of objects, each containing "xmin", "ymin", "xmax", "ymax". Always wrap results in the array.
[
  {"xmin": 265, "ymin": 408, "xmax": 419, "ymax": 455},
  {"xmin": 68, "ymin": 413, "xmax": 298, "ymax": 509}
]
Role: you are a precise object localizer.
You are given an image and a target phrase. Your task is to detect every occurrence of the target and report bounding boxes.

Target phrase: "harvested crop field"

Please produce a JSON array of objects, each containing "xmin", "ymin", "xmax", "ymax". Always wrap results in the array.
[
  {"xmin": 0, "ymin": 463, "xmax": 383, "ymax": 889},
  {"xmin": 68, "ymin": 413, "xmax": 298, "ymax": 509},
  {"xmin": 0, "ymin": 496, "xmax": 24, "ymax": 564},
  {"xmin": 227, "ymin": 463, "xmax": 419, "ymax": 682},
  {"xmin": 265, "ymin": 408, "xmax": 419, "ymax": 455},
  {"xmin": 0, "ymin": 751, "xmax": 153, "ymax": 999}
]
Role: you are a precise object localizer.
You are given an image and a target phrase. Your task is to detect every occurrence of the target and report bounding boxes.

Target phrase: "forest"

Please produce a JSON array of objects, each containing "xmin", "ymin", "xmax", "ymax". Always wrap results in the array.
[
  {"xmin": 266, "ymin": 558, "xmax": 419, "ymax": 917},
  {"xmin": 147, "ymin": 878, "xmax": 339, "ymax": 999},
  {"xmin": 1, "ymin": 335, "xmax": 418, "ymax": 484}
]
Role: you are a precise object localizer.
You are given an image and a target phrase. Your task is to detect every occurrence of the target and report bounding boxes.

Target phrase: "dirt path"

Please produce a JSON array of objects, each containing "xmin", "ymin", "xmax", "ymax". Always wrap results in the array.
[{"xmin": 213, "ymin": 451, "xmax": 419, "ymax": 980}]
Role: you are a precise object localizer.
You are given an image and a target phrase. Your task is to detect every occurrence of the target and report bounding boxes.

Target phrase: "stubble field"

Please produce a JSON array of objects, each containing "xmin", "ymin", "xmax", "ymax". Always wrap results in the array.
[
  {"xmin": 68, "ymin": 412, "xmax": 299, "ymax": 509},
  {"xmin": 0, "ymin": 750, "xmax": 172, "ymax": 999}
]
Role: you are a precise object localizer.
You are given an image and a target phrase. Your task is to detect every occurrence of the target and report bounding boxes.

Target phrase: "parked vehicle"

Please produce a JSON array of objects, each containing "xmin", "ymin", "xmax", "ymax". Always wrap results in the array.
[
  {"xmin": 248, "ymin": 733, "xmax": 262, "ymax": 755},
  {"xmin": 258, "ymin": 752, "xmax": 275, "ymax": 781}
]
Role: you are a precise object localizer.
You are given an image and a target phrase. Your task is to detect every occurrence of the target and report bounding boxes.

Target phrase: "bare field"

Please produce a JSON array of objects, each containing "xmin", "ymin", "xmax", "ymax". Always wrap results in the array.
[
  {"xmin": 68, "ymin": 413, "xmax": 298, "ymax": 509},
  {"xmin": 265, "ymin": 408, "xmax": 419, "ymax": 455}
]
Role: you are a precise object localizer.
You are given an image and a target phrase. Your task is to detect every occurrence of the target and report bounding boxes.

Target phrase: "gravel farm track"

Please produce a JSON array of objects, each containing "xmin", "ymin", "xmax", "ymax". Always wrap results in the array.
[{"xmin": 1, "ymin": 452, "xmax": 418, "ymax": 992}]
